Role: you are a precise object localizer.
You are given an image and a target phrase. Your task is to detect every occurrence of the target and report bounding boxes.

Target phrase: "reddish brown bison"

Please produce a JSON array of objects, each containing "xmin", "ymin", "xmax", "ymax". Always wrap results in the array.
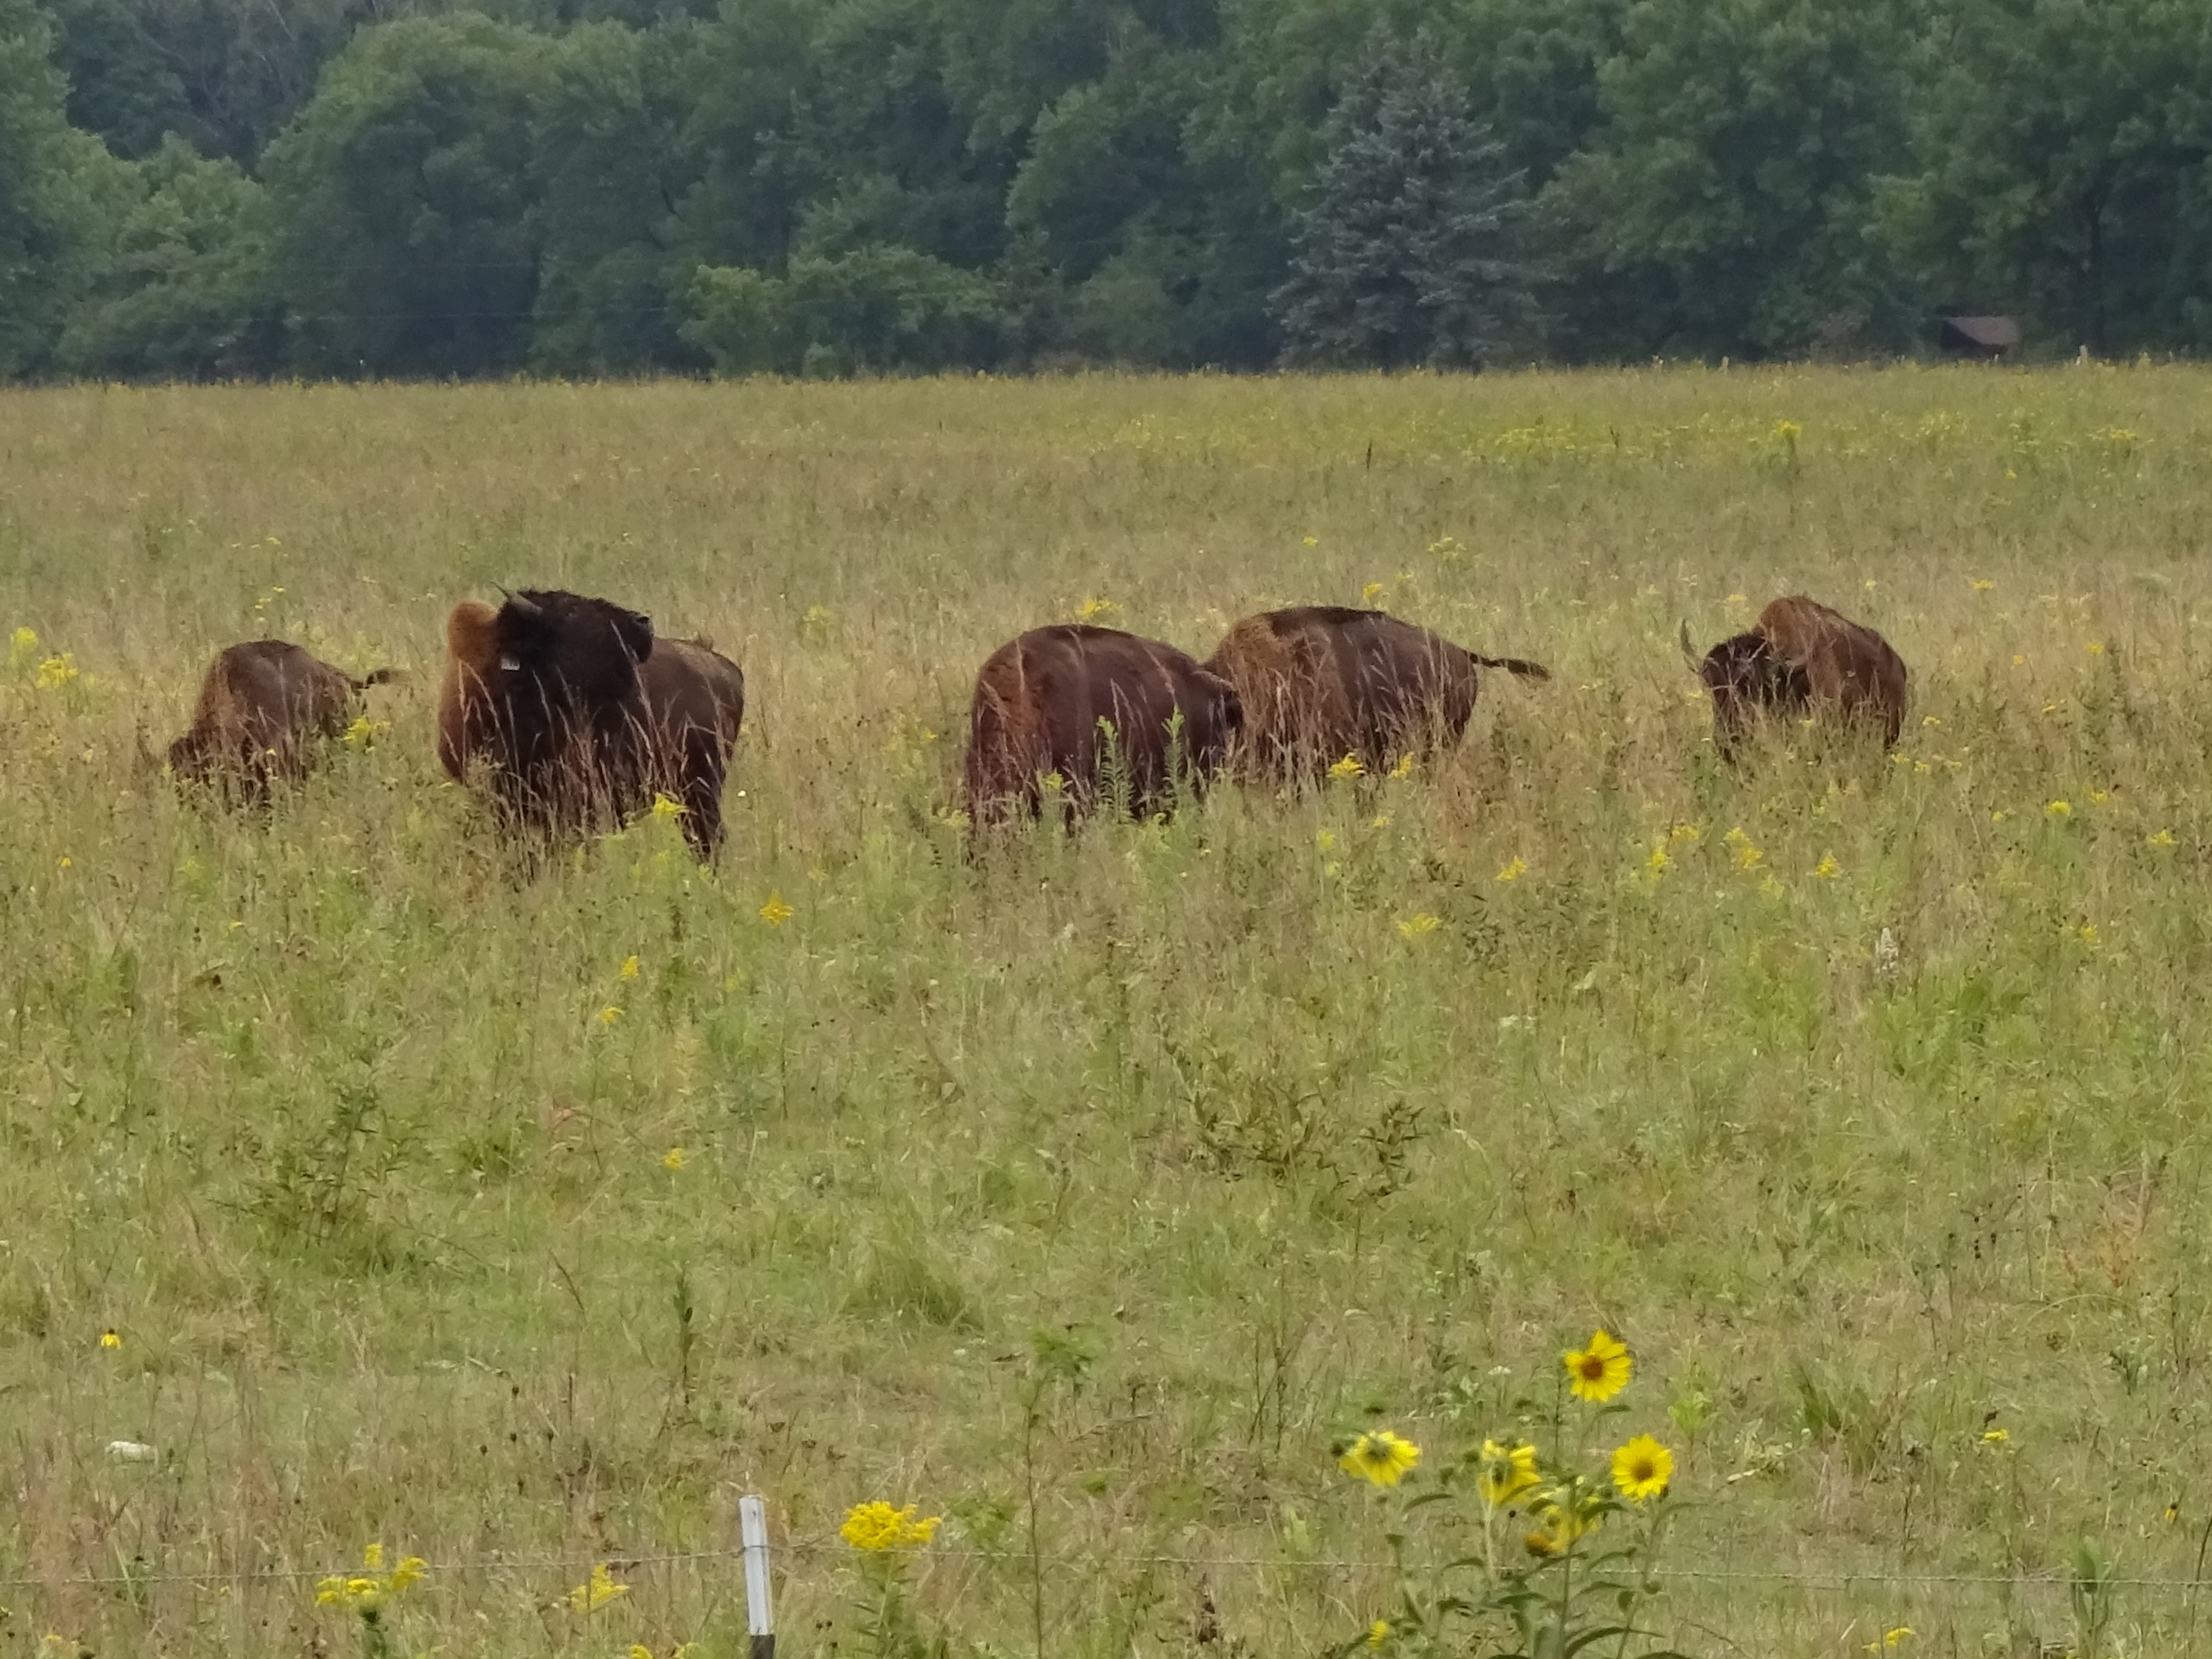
[
  {"xmin": 1685, "ymin": 595, "xmax": 1909, "ymax": 760},
  {"xmin": 1201, "ymin": 606, "xmax": 1550, "ymax": 780},
  {"xmin": 167, "ymin": 639, "xmax": 393, "ymax": 801},
  {"xmin": 437, "ymin": 588, "xmax": 746, "ymax": 857},
  {"xmin": 962, "ymin": 623, "xmax": 1243, "ymax": 830}
]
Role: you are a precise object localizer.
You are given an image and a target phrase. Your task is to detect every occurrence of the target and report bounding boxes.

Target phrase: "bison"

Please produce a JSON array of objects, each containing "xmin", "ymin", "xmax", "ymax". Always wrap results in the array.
[
  {"xmin": 437, "ymin": 588, "xmax": 746, "ymax": 858},
  {"xmin": 1685, "ymin": 595, "xmax": 1909, "ymax": 760},
  {"xmin": 167, "ymin": 639, "xmax": 393, "ymax": 802},
  {"xmin": 1201, "ymin": 605, "xmax": 1550, "ymax": 782},
  {"xmin": 961, "ymin": 623, "xmax": 1243, "ymax": 831}
]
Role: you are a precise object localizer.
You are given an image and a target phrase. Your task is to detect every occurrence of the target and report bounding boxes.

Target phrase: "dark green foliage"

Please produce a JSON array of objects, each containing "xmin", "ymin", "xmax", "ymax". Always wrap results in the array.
[
  {"xmin": 60, "ymin": 135, "xmax": 279, "ymax": 375},
  {"xmin": 262, "ymin": 14, "xmax": 548, "ymax": 377},
  {"xmin": 1273, "ymin": 31, "xmax": 1534, "ymax": 369},
  {"xmin": 11, "ymin": 0, "xmax": 2212, "ymax": 376}
]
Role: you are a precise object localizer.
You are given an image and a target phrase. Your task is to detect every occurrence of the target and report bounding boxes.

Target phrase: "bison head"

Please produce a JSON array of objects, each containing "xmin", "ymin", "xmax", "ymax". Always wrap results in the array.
[
  {"xmin": 442, "ymin": 589, "xmax": 656, "ymax": 823},
  {"xmin": 1697, "ymin": 630, "xmax": 1810, "ymax": 761}
]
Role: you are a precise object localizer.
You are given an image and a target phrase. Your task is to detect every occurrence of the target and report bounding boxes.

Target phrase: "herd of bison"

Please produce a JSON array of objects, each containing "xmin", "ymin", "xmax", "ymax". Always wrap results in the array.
[{"xmin": 162, "ymin": 589, "xmax": 1910, "ymax": 855}]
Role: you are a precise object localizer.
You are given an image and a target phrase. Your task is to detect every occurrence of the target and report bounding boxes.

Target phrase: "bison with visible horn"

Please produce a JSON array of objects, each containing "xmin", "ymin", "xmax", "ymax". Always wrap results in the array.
[
  {"xmin": 168, "ymin": 639, "xmax": 394, "ymax": 802},
  {"xmin": 1201, "ymin": 605, "xmax": 1550, "ymax": 781},
  {"xmin": 437, "ymin": 588, "xmax": 745, "ymax": 858},
  {"xmin": 1684, "ymin": 595, "xmax": 1908, "ymax": 760},
  {"xmin": 962, "ymin": 623, "xmax": 1243, "ymax": 831}
]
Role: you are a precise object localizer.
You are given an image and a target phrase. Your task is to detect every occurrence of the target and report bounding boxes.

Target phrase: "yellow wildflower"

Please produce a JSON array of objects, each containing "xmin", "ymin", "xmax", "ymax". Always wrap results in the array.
[
  {"xmin": 1725, "ymin": 592, "xmax": 1748, "ymax": 606},
  {"xmin": 342, "ymin": 715, "xmax": 387, "ymax": 748},
  {"xmin": 1389, "ymin": 753, "xmax": 1414, "ymax": 779},
  {"xmin": 1814, "ymin": 852, "xmax": 1840, "ymax": 880},
  {"xmin": 1368, "ymin": 1619, "xmax": 1391, "ymax": 1648},
  {"xmin": 1077, "ymin": 596, "xmax": 1120, "ymax": 623},
  {"xmin": 10, "ymin": 625, "xmax": 36, "ymax": 657},
  {"xmin": 1668, "ymin": 822, "xmax": 1701, "ymax": 843},
  {"xmin": 1316, "ymin": 830, "xmax": 1336, "ymax": 852},
  {"xmin": 1564, "ymin": 1330, "xmax": 1631, "ymax": 1402},
  {"xmin": 1396, "ymin": 914, "xmax": 1441, "ymax": 940},
  {"xmin": 1476, "ymin": 1440, "xmax": 1540, "ymax": 1507},
  {"xmin": 2089, "ymin": 789, "xmax": 2108, "ymax": 804},
  {"xmin": 598, "ymin": 1006, "xmax": 623, "ymax": 1026},
  {"xmin": 1496, "ymin": 856, "xmax": 1528, "ymax": 883},
  {"xmin": 840, "ymin": 1501, "xmax": 942, "ymax": 1552},
  {"xmin": 620, "ymin": 955, "xmax": 640, "ymax": 979},
  {"xmin": 1337, "ymin": 1430, "xmax": 1420, "ymax": 1487},
  {"xmin": 760, "ymin": 893, "xmax": 794, "ymax": 926},
  {"xmin": 1645, "ymin": 846, "xmax": 1669, "ymax": 874},
  {"xmin": 1981, "ymin": 1427, "xmax": 2010, "ymax": 1444},
  {"xmin": 2046, "ymin": 800, "xmax": 2071, "ymax": 818},
  {"xmin": 650, "ymin": 793, "xmax": 686, "ymax": 820},
  {"xmin": 2087, "ymin": 641, "xmax": 2104, "ymax": 655},
  {"xmin": 1971, "ymin": 579, "xmax": 1994, "ymax": 592},
  {"xmin": 1523, "ymin": 1491, "xmax": 1601, "ymax": 1557},
  {"xmin": 1361, "ymin": 582, "xmax": 1384, "ymax": 605},
  {"xmin": 35, "ymin": 654, "xmax": 79, "ymax": 689},
  {"xmin": 567, "ymin": 1562, "xmax": 629, "ymax": 1612},
  {"xmin": 2149, "ymin": 830, "xmax": 2176, "ymax": 847},
  {"xmin": 1611, "ymin": 1434, "xmax": 1672, "ymax": 1502},
  {"xmin": 1329, "ymin": 754, "xmax": 1365, "ymax": 780},
  {"xmin": 1772, "ymin": 419, "xmax": 1801, "ymax": 445},
  {"xmin": 663, "ymin": 1148, "xmax": 685, "ymax": 1171},
  {"xmin": 98, "ymin": 1329, "xmax": 120, "ymax": 1350}
]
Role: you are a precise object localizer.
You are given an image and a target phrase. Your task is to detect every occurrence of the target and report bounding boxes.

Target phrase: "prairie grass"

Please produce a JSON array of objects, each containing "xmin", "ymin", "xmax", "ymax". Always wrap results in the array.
[{"xmin": 3, "ymin": 366, "xmax": 2212, "ymax": 1656}]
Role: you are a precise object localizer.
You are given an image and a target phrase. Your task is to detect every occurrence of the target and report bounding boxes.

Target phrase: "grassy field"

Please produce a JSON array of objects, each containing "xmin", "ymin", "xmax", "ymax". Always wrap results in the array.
[{"xmin": 4, "ymin": 366, "xmax": 2212, "ymax": 1658}]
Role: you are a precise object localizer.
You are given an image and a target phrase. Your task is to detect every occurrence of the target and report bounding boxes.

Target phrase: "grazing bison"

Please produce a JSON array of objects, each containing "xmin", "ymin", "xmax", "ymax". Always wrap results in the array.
[
  {"xmin": 168, "ymin": 639, "xmax": 392, "ymax": 802},
  {"xmin": 1685, "ymin": 595, "xmax": 1909, "ymax": 759},
  {"xmin": 437, "ymin": 589, "xmax": 746, "ymax": 858},
  {"xmin": 1202, "ymin": 606, "xmax": 1550, "ymax": 781},
  {"xmin": 961, "ymin": 623, "xmax": 1243, "ymax": 830}
]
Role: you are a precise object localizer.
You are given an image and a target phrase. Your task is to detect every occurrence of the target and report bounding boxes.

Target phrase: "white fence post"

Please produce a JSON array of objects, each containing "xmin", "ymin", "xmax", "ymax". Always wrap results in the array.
[{"xmin": 740, "ymin": 1494, "xmax": 775, "ymax": 1659}]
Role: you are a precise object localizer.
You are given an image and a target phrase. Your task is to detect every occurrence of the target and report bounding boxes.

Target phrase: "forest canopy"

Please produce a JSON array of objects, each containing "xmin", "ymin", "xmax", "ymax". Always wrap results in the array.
[{"xmin": 5, "ymin": 0, "xmax": 2210, "ymax": 380}]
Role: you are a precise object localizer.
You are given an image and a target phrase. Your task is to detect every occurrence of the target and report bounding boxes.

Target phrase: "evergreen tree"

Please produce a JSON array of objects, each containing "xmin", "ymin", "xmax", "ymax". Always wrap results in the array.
[{"xmin": 1271, "ymin": 31, "xmax": 1532, "ymax": 369}]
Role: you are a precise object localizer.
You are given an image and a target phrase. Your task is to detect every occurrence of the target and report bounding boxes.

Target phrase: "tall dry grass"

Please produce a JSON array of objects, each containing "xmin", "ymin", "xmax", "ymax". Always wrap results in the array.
[{"xmin": 2, "ymin": 367, "xmax": 2211, "ymax": 1656}]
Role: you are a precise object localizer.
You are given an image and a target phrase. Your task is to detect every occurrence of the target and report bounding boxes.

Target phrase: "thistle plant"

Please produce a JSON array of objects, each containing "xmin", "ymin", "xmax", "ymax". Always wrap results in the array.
[
  {"xmin": 1336, "ymin": 1331, "xmax": 1688, "ymax": 1659},
  {"xmin": 840, "ymin": 1500, "xmax": 946, "ymax": 1659},
  {"xmin": 314, "ymin": 1543, "xmax": 427, "ymax": 1659}
]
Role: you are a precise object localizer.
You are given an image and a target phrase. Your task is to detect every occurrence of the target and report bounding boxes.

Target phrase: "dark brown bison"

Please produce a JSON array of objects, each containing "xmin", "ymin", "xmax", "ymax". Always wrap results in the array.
[
  {"xmin": 437, "ymin": 589, "xmax": 746, "ymax": 858},
  {"xmin": 1201, "ymin": 606, "xmax": 1550, "ymax": 781},
  {"xmin": 1685, "ymin": 595, "xmax": 1909, "ymax": 760},
  {"xmin": 167, "ymin": 639, "xmax": 393, "ymax": 802},
  {"xmin": 961, "ymin": 623, "xmax": 1243, "ymax": 830}
]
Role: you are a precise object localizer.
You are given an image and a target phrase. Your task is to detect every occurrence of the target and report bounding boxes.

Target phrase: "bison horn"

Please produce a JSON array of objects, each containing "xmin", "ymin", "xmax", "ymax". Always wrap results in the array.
[{"xmin": 504, "ymin": 590, "xmax": 544, "ymax": 619}]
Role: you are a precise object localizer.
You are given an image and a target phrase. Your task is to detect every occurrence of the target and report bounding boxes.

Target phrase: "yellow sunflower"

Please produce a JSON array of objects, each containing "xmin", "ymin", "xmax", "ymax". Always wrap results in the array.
[
  {"xmin": 1522, "ymin": 1489, "xmax": 1601, "ymax": 1557},
  {"xmin": 1611, "ymin": 1434, "xmax": 1673, "ymax": 1502},
  {"xmin": 1337, "ymin": 1430, "xmax": 1421, "ymax": 1487},
  {"xmin": 1563, "ymin": 1329, "xmax": 1631, "ymax": 1402},
  {"xmin": 1476, "ymin": 1439, "xmax": 1540, "ymax": 1507}
]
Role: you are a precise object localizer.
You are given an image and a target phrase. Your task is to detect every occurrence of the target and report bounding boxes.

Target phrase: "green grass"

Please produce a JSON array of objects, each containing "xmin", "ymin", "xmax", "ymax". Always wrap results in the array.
[{"xmin": 4, "ymin": 366, "xmax": 2212, "ymax": 1657}]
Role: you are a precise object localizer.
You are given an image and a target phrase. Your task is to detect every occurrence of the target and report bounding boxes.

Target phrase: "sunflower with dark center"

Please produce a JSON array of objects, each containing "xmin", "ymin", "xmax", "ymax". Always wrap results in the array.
[
  {"xmin": 1563, "ymin": 1329, "xmax": 1631, "ymax": 1401},
  {"xmin": 1611, "ymin": 1434, "xmax": 1672, "ymax": 1502}
]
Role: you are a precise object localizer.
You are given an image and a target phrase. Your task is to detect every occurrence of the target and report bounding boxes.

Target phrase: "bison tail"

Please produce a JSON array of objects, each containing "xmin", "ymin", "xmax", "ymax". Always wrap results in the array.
[
  {"xmin": 1471, "ymin": 654, "xmax": 1552, "ymax": 682},
  {"xmin": 1679, "ymin": 620, "xmax": 1698, "ymax": 663}
]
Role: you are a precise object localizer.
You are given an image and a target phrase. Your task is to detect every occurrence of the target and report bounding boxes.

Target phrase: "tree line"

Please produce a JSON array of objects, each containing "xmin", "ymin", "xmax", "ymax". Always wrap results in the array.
[{"xmin": 4, "ymin": 0, "xmax": 2209, "ymax": 382}]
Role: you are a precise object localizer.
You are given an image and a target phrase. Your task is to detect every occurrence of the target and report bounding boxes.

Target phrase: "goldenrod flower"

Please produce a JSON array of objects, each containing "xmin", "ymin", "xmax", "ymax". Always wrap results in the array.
[
  {"xmin": 760, "ymin": 893, "xmax": 794, "ymax": 926},
  {"xmin": 1367, "ymin": 1618, "xmax": 1391, "ymax": 1647},
  {"xmin": 2150, "ymin": 830, "xmax": 2176, "ymax": 847},
  {"xmin": 1496, "ymin": 856, "xmax": 1528, "ymax": 882},
  {"xmin": 1814, "ymin": 852, "xmax": 1840, "ymax": 879},
  {"xmin": 2089, "ymin": 789, "xmax": 2108, "ymax": 804},
  {"xmin": 1669, "ymin": 822, "xmax": 1701, "ymax": 843},
  {"xmin": 1645, "ymin": 846, "xmax": 1669, "ymax": 873},
  {"xmin": 840, "ymin": 1501, "xmax": 942, "ymax": 1552},
  {"xmin": 1564, "ymin": 1330, "xmax": 1631, "ymax": 1401},
  {"xmin": 1316, "ymin": 830, "xmax": 1336, "ymax": 852},
  {"xmin": 1476, "ymin": 1440, "xmax": 1539, "ymax": 1506},
  {"xmin": 2047, "ymin": 800, "xmax": 2071, "ymax": 817},
  {"xmin": 568, "ymin": 1562, "xmax": 629, "ymax": 1612},
  {"xmin": 10, "ymin": 625, "xmax": 36, "ymax": 657},
  {"xmin": 1077, "ymin": 596, "xmax": 1120, "ymax": 623},
  {"xmin": 1396, "ymin": 914, "xmax": 1441, "ymax": 940},
  {"xmin": 1329, "ymin": 754, "xmax": 1365, "ymax": 780},
  {"xmin": 1611, "ymin": 1434, "xmax": 1672, "ymax": 1502},
  {"xmin": 98, "ymin": 1330, "xmax": 120, "ymax": 1350},
  {"xmin": 35, "ymin": 654, "xmax": 79, "ymax": 690},
  {"xmin": 1337, "ymin": 1430, "xmax": 1420, "ymax": 1487},
  {"xmin": 1361, "ymin": 582, "xmax": 1384, "ymax": 605},
  {"xmin": 1389, "ymin": 753, "xmax": 1414, "ymax": 779},
  {"xmin": 650, "ymin": 793, "xmax": 687, "ymax": 820}
]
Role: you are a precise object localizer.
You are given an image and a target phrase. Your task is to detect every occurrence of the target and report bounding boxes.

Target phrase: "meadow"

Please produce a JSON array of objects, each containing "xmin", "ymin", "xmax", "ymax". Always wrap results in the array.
[{"xmin": 4, "ymin": 366, "xmax": 2212, "ymax": 1658}]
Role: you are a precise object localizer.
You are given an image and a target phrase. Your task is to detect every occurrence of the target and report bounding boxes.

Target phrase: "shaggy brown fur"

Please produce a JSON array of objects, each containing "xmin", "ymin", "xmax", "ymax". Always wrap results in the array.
[
  {"xmin": 168, "ymin": 639, "xmax": 391, "ymax": 802},
  {"xmin": 961, "ymin": 624, "xmax": 1243, "ymax": 831},
  {"xmin": 1202, "ymin": 606, "xmax": 1550, "ymax": 781},
  {"xmin": 1683, "ymin": 595, "xmax": 1908, "ymax": 759},
  {"xmin": 437, "ymin": 589, "xmax": 746, "ymax": 858}
]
